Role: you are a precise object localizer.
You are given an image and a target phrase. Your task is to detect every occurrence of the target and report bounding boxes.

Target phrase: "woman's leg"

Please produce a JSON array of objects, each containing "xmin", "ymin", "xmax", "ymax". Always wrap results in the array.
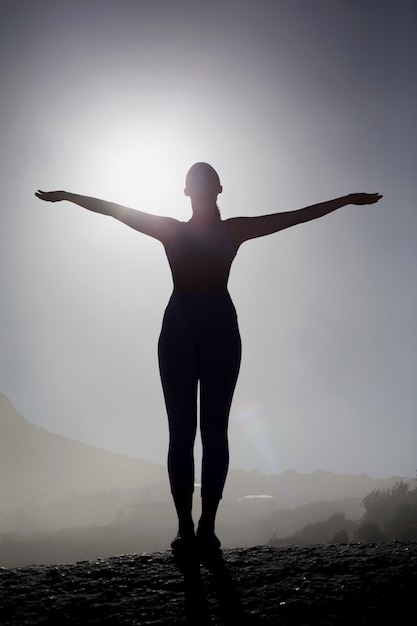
[
  {"xmin": 198, "ymin": 296, "xmax": 241, "ymax": 538},
  {"xmin": 158, "ymin": 298, "xmax": 199, "ymax": 535}
]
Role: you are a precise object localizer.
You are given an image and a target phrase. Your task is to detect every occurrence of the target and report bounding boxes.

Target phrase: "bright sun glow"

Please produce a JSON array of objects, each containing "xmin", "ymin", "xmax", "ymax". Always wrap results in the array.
[
  {"xmin": 108, "ymin": 142, "xmax": 188, "ymax": 215},
  {"xmin": 80, "ymin": 112, "xmax": 196, "ymax": 220}
]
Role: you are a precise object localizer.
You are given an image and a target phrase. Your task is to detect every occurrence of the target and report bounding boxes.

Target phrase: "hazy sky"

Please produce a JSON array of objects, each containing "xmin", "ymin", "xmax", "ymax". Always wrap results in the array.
[{"xmin": 1, "ymin": 0, "xmax": 416, "ymax": 479}]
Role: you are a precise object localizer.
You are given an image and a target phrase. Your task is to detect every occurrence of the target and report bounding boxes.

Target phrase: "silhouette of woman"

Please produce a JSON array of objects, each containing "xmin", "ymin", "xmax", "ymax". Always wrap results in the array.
[{"xmin": 36, "ymin": 164, "xmax": 382, "ymax": 552}]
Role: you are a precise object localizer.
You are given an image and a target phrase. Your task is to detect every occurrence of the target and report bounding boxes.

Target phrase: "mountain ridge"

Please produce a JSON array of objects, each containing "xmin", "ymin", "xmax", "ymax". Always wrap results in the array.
[{"xmin": 0, "ymin": 392, "xmax": 166, "ymax": 510}]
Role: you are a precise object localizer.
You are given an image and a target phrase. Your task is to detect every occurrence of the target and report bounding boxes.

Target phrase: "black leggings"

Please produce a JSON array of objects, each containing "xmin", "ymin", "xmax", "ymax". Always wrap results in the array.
[{"xmin": 158, "ymin": 292, "xmax": 241, "ymax": 499}]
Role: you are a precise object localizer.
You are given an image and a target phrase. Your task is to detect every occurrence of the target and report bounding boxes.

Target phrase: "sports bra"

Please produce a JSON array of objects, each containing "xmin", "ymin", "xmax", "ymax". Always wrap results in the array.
[
  {"xmin": 165, "ymin": 219, "xmax": 238, "ymax": 265},
  {"xmin": 164, "ymin": 219, "xmax": 239, "ymax": 292}
]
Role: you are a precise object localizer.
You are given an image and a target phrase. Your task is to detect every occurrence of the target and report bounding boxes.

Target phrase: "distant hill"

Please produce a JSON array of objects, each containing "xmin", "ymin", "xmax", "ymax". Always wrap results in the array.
[
  {"xmin": 0, "ymin": 393, "xmax": 166, "ymax": 511},
  {"xmin": 224, "ymin": 467, "xmax": 407, "ymax": 508}
]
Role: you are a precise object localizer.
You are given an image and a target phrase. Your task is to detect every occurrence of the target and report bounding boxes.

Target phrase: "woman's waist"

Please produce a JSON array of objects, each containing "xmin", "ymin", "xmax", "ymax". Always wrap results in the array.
[
  {"xmin": 171, "ymin": 278, "xmax": 230, "ymax": 294},
  {"xmin": 167, "ymin": 288, "xmax": 235, "ymax": 309},
  {"xmin": 162, "ymin": 287, "xmax": 239, "ymax": 334}
]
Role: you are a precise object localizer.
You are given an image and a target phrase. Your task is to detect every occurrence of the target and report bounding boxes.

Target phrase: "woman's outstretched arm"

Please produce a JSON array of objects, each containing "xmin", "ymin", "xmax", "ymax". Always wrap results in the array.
[
  {"xmin": 35, "ymin": 190, "xmax": 177, "ymax": 243},
  {"xmin": 228, "ymin": 193, "xmax": 383, "ymax": 245}
]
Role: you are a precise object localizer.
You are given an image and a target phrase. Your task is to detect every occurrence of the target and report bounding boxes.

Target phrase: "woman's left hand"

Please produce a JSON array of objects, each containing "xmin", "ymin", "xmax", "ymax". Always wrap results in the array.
[{"xmin": 348, "ymin": 193, "xmax": 383, "ymax": 205}]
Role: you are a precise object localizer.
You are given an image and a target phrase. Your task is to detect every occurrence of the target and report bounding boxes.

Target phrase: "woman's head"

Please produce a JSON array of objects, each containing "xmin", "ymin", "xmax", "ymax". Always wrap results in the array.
[{"xmin": 184, "ymin": 162, "xmax": 222, "ymax": 202}]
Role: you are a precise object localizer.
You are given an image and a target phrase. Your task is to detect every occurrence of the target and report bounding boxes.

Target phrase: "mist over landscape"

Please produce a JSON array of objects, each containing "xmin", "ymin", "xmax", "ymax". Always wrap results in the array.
[{"xmin": 2, "ymin": 392, "xmax": 413, "ymax": 568}]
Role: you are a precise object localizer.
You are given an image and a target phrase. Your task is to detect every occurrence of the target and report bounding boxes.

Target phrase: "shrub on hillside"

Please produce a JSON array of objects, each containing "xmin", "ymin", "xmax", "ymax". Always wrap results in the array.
[{"xmin": 360, "ymin": 480, "xmax": 417, "ymax": 542}]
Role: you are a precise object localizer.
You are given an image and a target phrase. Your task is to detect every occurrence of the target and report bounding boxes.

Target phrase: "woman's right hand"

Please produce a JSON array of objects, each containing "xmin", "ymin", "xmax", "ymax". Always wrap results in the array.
[
  {"xmin": 35, "ymin": 190, "xmax": 67, "ymax": 202},
  {"xmin": 348, "ymin": 192, "xmax": 383, "ymax": 205}
]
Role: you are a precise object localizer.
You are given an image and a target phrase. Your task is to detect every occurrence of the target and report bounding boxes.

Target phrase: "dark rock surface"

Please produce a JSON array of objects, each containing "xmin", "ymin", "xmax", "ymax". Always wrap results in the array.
[{"xmin": 1, "ymin": 542, "xmax": 416, "ymax": 625}]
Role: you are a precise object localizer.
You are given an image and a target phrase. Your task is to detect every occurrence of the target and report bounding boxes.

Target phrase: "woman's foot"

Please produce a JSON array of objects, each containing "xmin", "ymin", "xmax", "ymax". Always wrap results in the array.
[
  {"xmin": 196, "ymin": 526, "xmax": 221, "ymax": 551},
  {"xmin": 171, "ymin": 528, "xmax": 196, "ymax": 553}
]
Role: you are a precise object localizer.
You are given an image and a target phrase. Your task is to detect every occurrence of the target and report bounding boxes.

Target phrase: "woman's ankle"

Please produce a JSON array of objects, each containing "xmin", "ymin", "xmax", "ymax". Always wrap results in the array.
[
  {"xmin": 197, "ymin": 519, "xmax": 215, "ymax": 534},
  {"xmin": 198, "ymin": 495, "xmax": 220, "ymax": 533},
  {"xmin": 178, "ymin": 520, "xmax": 194, "ymax": 534}
]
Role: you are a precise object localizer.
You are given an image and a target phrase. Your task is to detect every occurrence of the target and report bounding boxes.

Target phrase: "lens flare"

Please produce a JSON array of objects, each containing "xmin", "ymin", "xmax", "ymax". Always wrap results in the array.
[
  {"xmin": 236, "ymin": 406, "xmax": 295, "ymax": 507},
  {"xmin": 236, "ymin": 406, "xmax": 280, "ymax": 474}
]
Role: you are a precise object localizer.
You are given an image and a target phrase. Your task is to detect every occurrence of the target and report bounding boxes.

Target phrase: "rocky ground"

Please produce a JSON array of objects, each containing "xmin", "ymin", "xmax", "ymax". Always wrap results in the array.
[{"xmin": 1, "ymin": 541, "xmax": 416, "ymax": 625}]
